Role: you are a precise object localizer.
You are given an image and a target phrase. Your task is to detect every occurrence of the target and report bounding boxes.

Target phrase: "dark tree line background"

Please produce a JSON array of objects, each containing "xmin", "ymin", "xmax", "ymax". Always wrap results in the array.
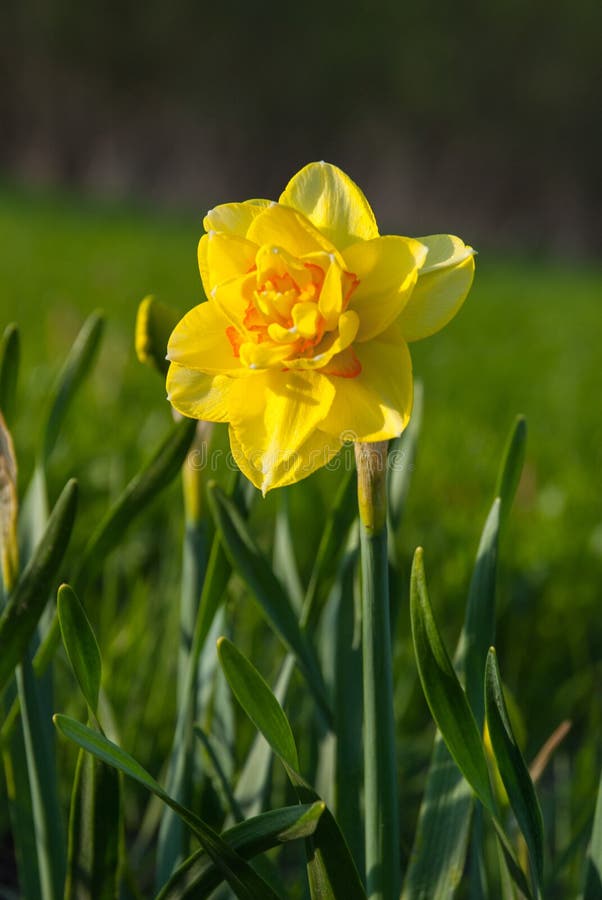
[{"xmin": 1, "ymin": 0, "xmax": 600, "ymax": 254}]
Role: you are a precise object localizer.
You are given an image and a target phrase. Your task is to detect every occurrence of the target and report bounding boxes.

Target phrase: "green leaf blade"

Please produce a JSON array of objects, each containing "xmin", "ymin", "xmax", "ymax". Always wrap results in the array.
[
  {"xmin": 157, "ymin": 802, "xmax": 325, "ymax": 900},
  {"xmin": 57, "ymin": 584, "xmax": 102, "ymax": 716},
  {"xmin": 583, "ymin": 769, "xmax": 602, "ymax": 899},
  {"xmin": 485, "ymin": 648, "xmax": 544, "ymax": 891},
  {"xmin": 0, "ymin": 322, "xmax": 20, "ymax": 427},
  {"xmin": 208, "ymin": 483, "xmax": 331, "ymax": 723},
  {"xmin": 217, "ymin": 637, "xmax": 299, "ymax": 773},
  {"xmin": 54, "ymin": 716, "xmax": 280, "ymax": 900},
  {"xmin": 41, "ymin": 311, "xmax": 105, "ymax": 463},
  {"xmin": 410, "ymin": 547, "xmax": 494, "ymax": 812},
  {"xmin": 495, "ymin": 414, "xmax": 527, "ymax": 531},
  {"xmin": 0, "ymin": 478, "xmax": 78, "ymax": 694}
]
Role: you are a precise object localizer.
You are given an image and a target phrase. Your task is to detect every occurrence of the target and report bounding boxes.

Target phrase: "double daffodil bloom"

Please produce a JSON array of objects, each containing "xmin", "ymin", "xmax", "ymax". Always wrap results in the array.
[{"xmin": 167, "ymin": 162, "xmax": 474, "ymax": 493}]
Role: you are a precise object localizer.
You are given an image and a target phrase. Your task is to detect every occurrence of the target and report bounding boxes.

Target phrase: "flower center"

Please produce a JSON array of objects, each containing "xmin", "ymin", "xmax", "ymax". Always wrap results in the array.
[{"xmin": 226, "ymin": 244, "xmax": 361, "ymax": 375}]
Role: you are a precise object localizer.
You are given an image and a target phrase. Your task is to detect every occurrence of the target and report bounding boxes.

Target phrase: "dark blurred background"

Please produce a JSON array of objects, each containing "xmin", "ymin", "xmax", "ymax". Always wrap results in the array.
[{"xmin": 1, "ymin": 0, "xmax": 600, "ymax": 255}]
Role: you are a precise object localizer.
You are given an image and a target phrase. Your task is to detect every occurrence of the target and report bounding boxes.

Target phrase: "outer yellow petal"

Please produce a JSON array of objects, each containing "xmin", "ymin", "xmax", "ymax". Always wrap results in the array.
[
  {"xmin": 246, "ymin": 204, "xmax": 338, "ymax": 259},
  {"xmin": 198, "ymin": 232, "xmax": 257, "ymax": 295},
  {"xmin": 321, "ymin": 325, "xmax": 413, "ymax": 442},
  {"xmin": 344, "ymin": 236, "xmax": 427, "ymax": 342},
  {"xmin": 230, "ymin": 424, "xmax": 342, "ymax": 493},
  {"xmin": 167, "ymin": 301, "xmax": 243, "ymax": 375},
  {"xmin": 166, "ymin": 363, "xmax": 234, "ymax": 422},
  {"xmin": 417, "ymin": 234, "xmax": 473, "ymax": 274},
  {"xmin": 203, "ymin": 199, "xmax": 271, "ymax": 237},
  {"xmin": 227, "ymin": 369, "xmax": 336, "ymax": 493},
  {"xmin": 279, "ymin": 161, "xmax": 379, "ymax": 249},
  {"xmin": 398, "ymin": 235, "xmax": 475, "ymax": 342}
]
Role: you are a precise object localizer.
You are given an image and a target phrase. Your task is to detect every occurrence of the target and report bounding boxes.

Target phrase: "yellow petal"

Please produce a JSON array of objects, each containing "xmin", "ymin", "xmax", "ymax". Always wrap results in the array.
[
  {"xmin": 398, "ymin": 236, "xmax": 475, "ymax": 342},
  {"xmin": 239, "ymin": 340, "xmax": 293, "ymax": 369},
  {"xmin": 344, "ymin": 236, "xmax": 426, "ymax": 342},
  {"xmin": 212, "ymin": 272, "xmax": 256, "ymax": 329},
  {"xmin": 285, "ymin": 310, "xmax": 359, "ymax": 372},
  {"xmin": 166, "ymin": 363, "xmax": 234, "ymax": 422},
  {"xmin": 321, "ymin": 325, "xmax": 413, "ymax": 442},
  {"xmin": 291, "ymin": 302, "xmax": 320, "ymax": 339},
  {"xmin": 279, "ymin": 161, "xmax": 379, "ymax": 249},
  {"xmin": 417, "ymin": 234, "xmax": 474, "ymax": 274},
  {"xmin": 203, "ymin": 199, "xmax": 271, "ymax": 237},
  {"xmin": 198, "ymin": 232, "xmax": 257, "ymax": 295},
  {"xmin": 167, "ymin": 301, "xmax": 244, "ymax": 375},
  {"xmin": 317, "ymin": 259, "xmax": 345, "ymax": 330},
  {"xmin": 228, "ymin": 369, "xmax": 336, "ymax": 493},
  {"xmin": 229, "ymin": 424, "xmax": 342, "ymax": 493},
  {"xmin": 247, "ymin": 203, "xmax": 338, "ymax": 258}
]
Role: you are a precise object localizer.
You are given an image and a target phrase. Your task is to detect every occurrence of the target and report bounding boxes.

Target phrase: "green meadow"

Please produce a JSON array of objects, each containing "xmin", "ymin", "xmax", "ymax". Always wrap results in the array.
[{"xmin": 1, "ymin": 182, "xmax": 601, "ymax": 896}]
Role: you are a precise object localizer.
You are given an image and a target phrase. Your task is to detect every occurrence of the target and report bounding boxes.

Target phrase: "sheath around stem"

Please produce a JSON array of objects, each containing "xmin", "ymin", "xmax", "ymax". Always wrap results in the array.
[{"xmin": 355, "ymin": 440, "xmax": 400, "ymax": 900}]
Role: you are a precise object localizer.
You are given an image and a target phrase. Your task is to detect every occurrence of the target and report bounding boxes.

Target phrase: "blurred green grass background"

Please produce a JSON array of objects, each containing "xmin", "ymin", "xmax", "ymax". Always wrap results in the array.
[{"xmin": 1, "ymin": 181, "xmax": 601, "ymax": 887}]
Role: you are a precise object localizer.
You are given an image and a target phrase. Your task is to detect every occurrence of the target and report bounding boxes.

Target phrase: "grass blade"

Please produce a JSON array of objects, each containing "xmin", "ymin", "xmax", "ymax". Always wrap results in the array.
[
  {"xmin": 409, "ymin": 547, "xmax": 494, "ymax": 812},
  {"xmin": 156, "ymin": 802, "xmax": 325, "ymax": 900},
  {"xmin": 0, "ymin": 478, "xmax": 78, "ymax": 695},
  {"xmin": 57, "ymin": 584, "xmax": 101, "ymax": 717},
  {"xmin": 53, "ymin": 715, "xmax": 281, "ymax": 900},
  {"xmin": 485, "ymin": 648, "xmax": 544, "ymax": 894},
  {"xmin": 208, "ymin": 483, "xmax": 331, "ymax": 724}
]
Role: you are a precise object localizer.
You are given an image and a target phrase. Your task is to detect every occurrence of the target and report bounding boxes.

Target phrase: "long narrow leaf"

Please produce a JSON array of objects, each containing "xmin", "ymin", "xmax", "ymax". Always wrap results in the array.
[
  {"xmin": 64, "ymin": 748, "xmax": 121, "ymax": 900},
  {"xmin": 217, "ymin": 638, "xmax": 300, "ymax": 775},
  {"xmin": 17, "ymin": 658, "xmax": 66, "ymax": 900},
  {"xmin": 494, "ymin": 414, "xmax": 527, "ymax": 533},
  {"xmin": 583, "ymin": 770, "xmax": 602, "ymax": 899},
  {"xmin": 208, "ymin": 483, "xmax": 331, "ymax": 724},
  {"xmin": 0, "ymin": 322, "xmax": 20, "ymax": 427},
  {"xmin": 273, "ymin": 491, "xmax": 304, "ymax": 612},
  {"xmin": 303, "ymin": 467, "xmax": 356, "ymax": 629},
  {"xmin": 0, "ymin": 411, "xmax": 19, "ymax": 592},
  {"xmin": 53, "ymin": 715, "xmax": 281, "ymax": 900},
  {"xmin": 491, "ymin": 816, "xmax": 534, "ymax": 900},
  {"xmin": 217, "ymin": 637, "xmax": 366, "ymax": 900},
  {"xmin": 410, "ymin": 547, "xmax": 494, "ymax": 812},
  {"xmin": 0, "ymin": 478, "xmax": 78, "ymax": 695},
  {"xmin": 156, "ymin": 802, "xmax": 325, "ymax": 900},
  {"xmin": 57, "ymin": 584, "xmax": 101, "ymax": 717},
  {"xmin": 485, "ymin": 648, "xmax": 544, "ymax": 893}
]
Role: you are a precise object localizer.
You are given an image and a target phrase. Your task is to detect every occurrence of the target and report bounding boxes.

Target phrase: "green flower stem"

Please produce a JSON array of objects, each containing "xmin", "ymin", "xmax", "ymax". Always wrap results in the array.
[{"xmin": 355, "ymin": 441, "xmax": 400, "ymax": 900}]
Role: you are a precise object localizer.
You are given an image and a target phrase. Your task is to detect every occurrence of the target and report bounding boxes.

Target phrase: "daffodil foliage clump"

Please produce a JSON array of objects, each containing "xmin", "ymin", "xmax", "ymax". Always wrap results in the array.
[{"xmin": 0, "ymin": 166, "xmax": 600, "ymax": 900}]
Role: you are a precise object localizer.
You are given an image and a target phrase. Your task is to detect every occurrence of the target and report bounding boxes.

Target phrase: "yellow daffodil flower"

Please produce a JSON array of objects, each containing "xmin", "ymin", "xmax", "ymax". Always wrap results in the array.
[{"xmin": 167, "ymin": 162, "xmax": 475, "ymax": 493}]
